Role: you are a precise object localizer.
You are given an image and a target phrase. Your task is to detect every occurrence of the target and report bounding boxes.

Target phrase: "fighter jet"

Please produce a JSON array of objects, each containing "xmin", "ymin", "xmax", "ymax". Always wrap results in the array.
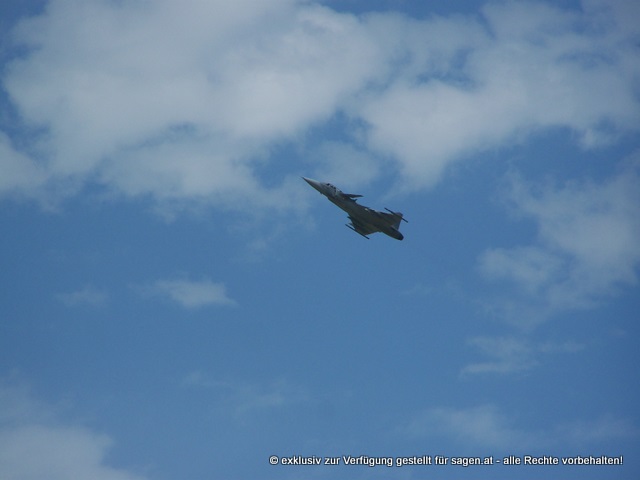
[{"xmin": 303, "ymin": 177, "xmax": 407, "ymax": 240}]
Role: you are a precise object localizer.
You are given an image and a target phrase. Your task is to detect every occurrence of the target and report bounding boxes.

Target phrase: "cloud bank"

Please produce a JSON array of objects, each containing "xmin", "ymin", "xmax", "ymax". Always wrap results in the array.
[
  {"xmin": 0, "ymin": 383, "xmax": 146, "ymax": 480},
  {"xmin": 1, "ymin": 0, "xmax": 638, "ymax": 206}
]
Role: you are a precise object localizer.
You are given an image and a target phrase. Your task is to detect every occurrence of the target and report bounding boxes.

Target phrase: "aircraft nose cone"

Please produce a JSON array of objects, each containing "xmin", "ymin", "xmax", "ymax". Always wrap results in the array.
[{"xmin": 302, "ymin": 177, "xmax": 323, "ymax": 192}]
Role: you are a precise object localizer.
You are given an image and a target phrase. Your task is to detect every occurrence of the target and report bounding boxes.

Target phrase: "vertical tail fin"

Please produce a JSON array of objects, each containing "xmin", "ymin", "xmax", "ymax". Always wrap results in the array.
[{"xmin": 384, "ymin": 208, "xmax": 407, "ymax": 229}]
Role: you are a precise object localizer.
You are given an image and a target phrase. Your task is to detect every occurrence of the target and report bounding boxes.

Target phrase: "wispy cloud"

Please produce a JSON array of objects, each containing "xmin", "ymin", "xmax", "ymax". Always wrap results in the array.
[
  {"xmin": 557, "ymin": 413, "xmax": 639, "ymax": 446},
  {"xmin": 461, "ymin": 335, "xmax": 585, "ymax": 375},
  {"xmin": 479, "ymin": 162, "xmax": 640, "ymax": 326},
  {"xmin": 142, "ymin": 277, "xmax": 236, "ymax": 308},
  {"xmin": 462, "ymin": 336, "xmax": 538, "ymax": 375},
  {"xmin": 55, "ymin": 286, "xmax": 108, "ymax": 307},
  {"xmin": 403, "ymin": 404, "xmax": 638, "ymax": 450},
  {"xmin": 404, "ymin": 405, "xmax": 537, "ymax": 450},
  {"xmin": 0, "ymin": 382, "xmax": 147, "ymax": 480},
  {"xmin": 182, "ymin": 371, "xmax": 307, "ymax": 418}
]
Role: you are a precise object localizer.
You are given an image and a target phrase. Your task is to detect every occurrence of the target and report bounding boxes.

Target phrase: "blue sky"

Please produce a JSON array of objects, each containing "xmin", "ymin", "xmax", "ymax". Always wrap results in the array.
[{"xmin": 1, "ymin": 0, "xmax": 639, "ymax": 479}]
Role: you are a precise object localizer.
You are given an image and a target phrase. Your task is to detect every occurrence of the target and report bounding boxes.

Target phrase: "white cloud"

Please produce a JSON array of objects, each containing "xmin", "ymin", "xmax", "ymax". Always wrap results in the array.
[
  {"xmin": 0, "ymin": 133, "xmax": 47, "ymax": 198},
  {"xmin": 479, "ymin": 162, "xmax": 640, "ymax": 325},
  {"xmin": 512, "ymin": 167, "xmax": 640, "ymax": 289},
  {"xmin": 311, "ymin": 141, "xmax": 381, "ymax": 189},
  {"xmin": 1, "ymin": 0, "xmax": 385, "ymax": 208},
  {"xmin": 356, "ymin": 0, "xmax": 640, "ymax": 188},
  {"xmin": 1, "ymin": 0, "xmax": 638, "ymax": 207},
  {"xmin": 0, "ymin": 425, "xmax": 146, "ymax": 480},
  {"xmin": 0, "ymin": 383, "xmax": 146, "ymax": 480},
  {"xmin": 144, "ymin": 277, "xmax": 236, "ymax": 308}
]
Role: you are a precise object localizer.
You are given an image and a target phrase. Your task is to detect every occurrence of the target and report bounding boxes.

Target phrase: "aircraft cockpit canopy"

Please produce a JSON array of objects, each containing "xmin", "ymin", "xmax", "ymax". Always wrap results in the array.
[{"xmin": 325, "ymin": 183, "xmax": 339, "ymax": 195}]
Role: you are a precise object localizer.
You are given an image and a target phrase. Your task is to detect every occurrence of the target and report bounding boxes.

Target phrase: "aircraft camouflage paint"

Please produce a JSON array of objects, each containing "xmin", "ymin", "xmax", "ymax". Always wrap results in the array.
[{"xmin": 303, "ymin": 177, "xmax": 407, "ymax": 240}]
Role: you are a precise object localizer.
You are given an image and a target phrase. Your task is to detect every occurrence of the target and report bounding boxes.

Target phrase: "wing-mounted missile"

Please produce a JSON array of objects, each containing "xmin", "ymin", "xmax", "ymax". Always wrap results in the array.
[
  {"xmin": 384, "ymin": 207, "xmax": 408, "ymax": 222},
  {"xmin": 345, "ymin": 223, "xmax": 370, "ymax": 239}
]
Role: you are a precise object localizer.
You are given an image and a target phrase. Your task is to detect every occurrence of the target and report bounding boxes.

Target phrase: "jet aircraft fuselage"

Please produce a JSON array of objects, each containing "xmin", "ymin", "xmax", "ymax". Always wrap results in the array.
[{"xmin": 303, "ymin": 177, "xmax": 406, "ymax": 240}]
